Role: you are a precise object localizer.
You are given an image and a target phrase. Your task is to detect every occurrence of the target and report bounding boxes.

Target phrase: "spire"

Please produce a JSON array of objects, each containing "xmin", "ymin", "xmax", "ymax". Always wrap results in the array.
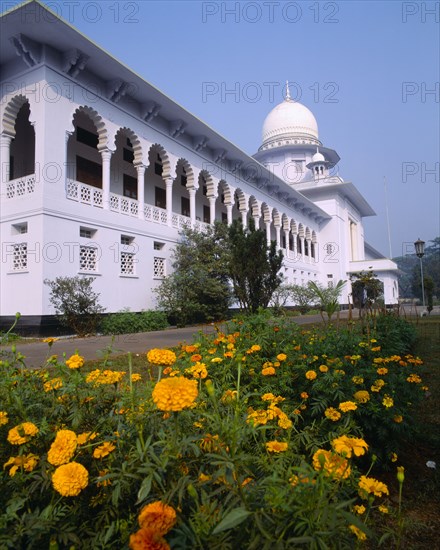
[{"xmin": 285, "ymin": 80, "xmax": 291, "ymax": 101}]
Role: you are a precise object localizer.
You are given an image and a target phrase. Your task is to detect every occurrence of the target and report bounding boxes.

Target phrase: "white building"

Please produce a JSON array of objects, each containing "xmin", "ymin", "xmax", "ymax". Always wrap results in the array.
[{"xmin": 0, "ymin": 0, "xmax": 398, "ymax": 333}]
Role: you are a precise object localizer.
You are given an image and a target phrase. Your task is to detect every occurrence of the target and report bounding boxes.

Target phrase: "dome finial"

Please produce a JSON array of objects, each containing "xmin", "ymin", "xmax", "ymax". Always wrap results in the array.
[{"xmin": 285, "ymin": 80, "xmax": 291, "ymax": 101}]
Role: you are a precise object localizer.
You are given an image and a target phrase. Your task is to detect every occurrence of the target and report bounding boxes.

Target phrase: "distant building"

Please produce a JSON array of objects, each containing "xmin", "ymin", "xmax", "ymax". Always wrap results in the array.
[{"xmin": 0, "ymin": 0, "xmax": 398, "ymax": 332}]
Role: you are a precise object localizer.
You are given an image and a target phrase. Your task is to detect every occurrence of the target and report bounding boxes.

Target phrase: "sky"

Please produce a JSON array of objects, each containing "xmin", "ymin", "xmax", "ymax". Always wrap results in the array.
[{"xmin": 2, "ymin": 0, "xmax": 439, "ymax": 258}]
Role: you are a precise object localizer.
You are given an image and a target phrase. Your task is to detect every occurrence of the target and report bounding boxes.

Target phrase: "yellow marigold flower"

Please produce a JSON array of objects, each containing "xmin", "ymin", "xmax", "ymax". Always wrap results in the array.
[
  {"xmin": 86, "ymin": 369, "xmax": 126, "ymax": 385},
  {"xmin": 199, "ymin": 433, "xmax": 222, "ymax": 452},
  {"xmin": 305, "ymin": 370, "xmax": 317, "ymax": 380},
  {"xmin": 188, "ymin": 362, "xmax": 208, "ymax": 379},
  {"xmin": 353, "ymin": 390, "xmax": 370, "ymax": 403},
  {"xmin": 44, "ymin": 377, "xmax": 63, "ymax": 392},
  {"xmin": 138, "ymin": 501, "xmax": 177, "ymax": 535},
  {"xmin": 358, "ymin": 475, "xmax": 389, "ymax": 498},
  {"xmin": 221, "ymin": 389, "xmax": 237, "ymax": 403},
  {"xmin": 93, "ymin": 441, "xmax": 116, "ymax": 459},
  {"xmin": 65, "ymin": 353, "xmax": 84, "ymax": 369},
  {"xmin": 147, "ymin": 349, "xmax": 176, "ymax": 367},
  {"xmin": 131, "ymin": 373, "xmax": 142, "ymax": 382},
  {"xmin": 353, "ymin": 504, "xmax": 366, "ymax": 514},
  {"xmin": 391, "ymin": 452, "xmax": 398, "ymax": 462},
  {"xmin": 266, "ymin": 441, "xmax": 288, "ymax": 453},
  {"xmin": 152, "ymin": 377, "xmax": 198, "ymax": 411},
  {"xmin": 4, "ymin": 453, "xmax": 38, "ymax": 476},
  {"xmin": 198, "ymin": 473, "xmax": 211, "ymax": 482},
  {"xmin": 407, "ymin": 373, "xmax": 422, "ymax": 383},
  {"xmin": 331, "ymin": 435, "xmax": 368, "ymax": 458},
  {"xmin": 224, "ymin": 351, "xmax": 234, "ymax": 358},
  {"xmin": 262, "ymin": 367, "xmax": 276, "ymax": 376},
  {"xmin": 312, "ymin": 449, "xmax": 351, "ymax": 479},
  {"xmin": 262, "ymin": 393, "xmax": 285, "ymax": 404},
  {"xmin": 379, "ymin": 504, "xmax": 389, "ymax": 514},
  {"xmin": 324, "ymin": 407, "xmax": 341, "ymax": 421},
  {"xmin": 277, "ymin": 353, "xmax": 287, "ymax": 361},
  {"xmin": 370, "ymin": 338, "xmax": 377, "ymax": 343},
  {"xmin": 278, "ymin": 414, "xmax": 293, "ymax": 429},
  {"xmin": 382, "ymin": 395, "xmax": 394, "ymax": 408},
  {"xmin": 0, "ymin": 411, "xmax": 8, "ymax": 426},
  {"xmin": 371, "ymin": 346, "xmax": 381, "ymax": 352},
  {"xmin": 377, "ymin": 367, "xmax": 388, "ymax": 375},
  {"xmin": 52, "ymin": 462, "xmax": 89, "ymax": 497},
  {"xmin": 211, "ymin": 357, "xmax": 223, "ymax": 363},
  {"xmin": 352, "ymin": 376, "xmax": 364, "ymax": 385},
  {"xmin": 77, "ymin": 432, "xmax": 98, "ymax": 445},
  {"xmin": 319, "ymin": 365, "xmax": 328, "ymax": 373},
  {"xmin": 246, "ymin": 408, "xmax": 269, "ymax": 426},
  {"xmin": 7, "ymin": 422, "xmax": 39, "ymax": 445},
  {"xmin": 349, "ymin": 525, "xmax": 367, "ymax": 541},
  {"xmin": 129, "ymin": 528, "xmax": 170, "ymax": 550},
  {"xmin": 339, "ymin": 401, "xmax": 357, "ymax": 412},
  {"xmin": 48, "ymin": 430, "xmax": 77, "ymax": 466},
  {"xmin": 97, "ymin": 469, "xmax": 112, "ymax": 487}
]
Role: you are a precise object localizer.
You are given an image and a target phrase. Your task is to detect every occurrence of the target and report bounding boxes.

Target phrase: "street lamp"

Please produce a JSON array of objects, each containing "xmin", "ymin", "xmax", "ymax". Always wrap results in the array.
[{"xmin": 414, "ymin": 238, "xmax": 426, "ymax": 310}]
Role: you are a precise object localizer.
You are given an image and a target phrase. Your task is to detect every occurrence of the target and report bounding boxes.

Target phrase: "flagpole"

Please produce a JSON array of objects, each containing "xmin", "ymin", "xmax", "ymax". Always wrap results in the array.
[{"xmin": 384, "ymin": 176, "xmax": 392, "ymax": 258}]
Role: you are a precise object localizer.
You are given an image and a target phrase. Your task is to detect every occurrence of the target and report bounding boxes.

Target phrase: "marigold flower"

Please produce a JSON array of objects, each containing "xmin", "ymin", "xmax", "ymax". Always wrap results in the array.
[
  {"xmin": 224, "ymin": 351, "xmax": 234, "ymax": 358},
  {"xmin": 52, "ymin": 461, "xmax": 89, "ymax": 497},
  {"xmin": 276, "ymin": 353, "xmax": 287, "ymax": 361},
  {"xmin": 407, "ymin": 373, "xmax": 422, "ymax": 383},
  {"xmin": 262, "ymin": 367, "xmax": 276, "ymax": 376},
  {"xmin": 48, "ymin": 430, "xmax": 77, "ymax": 466},
  {"xmin": 391, "ymin": 452, "xmax": 398, "ymax": 462},
  {"xmin": 319, "ymin": 365, "xmax": 328, "ymax": 373},
  {"xmin": 66, "ymin": 353, "xmax": 84, "ymax": 369},
  {"xmin": 4, "ymin": 453, "xmax": 38, "ymax": 476},
  {"xmin": 43, "ymin": 337, "xmax": 58, "ymax": 346},
  {"xmin": 190, "ymin": 353, "xmax": 202, "ymax": 362},
  {"xmin": 300, "ymin": 392, "xmax": 309, "ymax": 399},
  {"xmin": 93, "ymin": 441, "xmax": 116, "ymax": 459},
  {"xmin": 0, "ymin": 411, "xmax": 8, "ymax": 426},
  {"xmin": 7, "ymin": 422, "xmax": 39, "ymax": 445},
  {"xmin": 331, "ymin": 435, "xmax": 368, "ymax": 458},
  {"xmin": 77, "ymin": 431, "xmax": 98, "ymax": 445},
  {"xmin": 152, "ymin": 377, "xmax": 198, "ymax": 411},
  {"xmin": 378, "ymin": 504, "xmax": 389, "ymax": 514},
  {"xmin": 86, "ymin": 369, "xmax": 126, "ymax": 385},
  {"xmin": 277, "ymin": 414, "xmax": 293, "ymax": 429},
  {"xmin": 147, "ymin": 349, "xmax": 176, "ymax": 367},
  {"xmin": 349, "ymin": 525, "xmax": 367, "ymax": 541},
  {"xmin": 210, "ymin": 357, "xmax": 223, "ymax": 363},
  {"xmin": 305, "ymin": 370, "xmax": 317, "ymax": 380},
  {"xmin": 131, "ymin": 373, "xmax": 142, "ymax": 382},
  {"xmin": 324, "ymin": 407, "xmax": 341, "ymax": 421},
  {"xmin": 221, "ymin": 389, "xmax": 237, "ymax": 402},
  {"xmin": 266, "ymin": 441, "xmax": 288, "ymax": 453},
  {"xmin": 313, "ymin": 449, "xmax": 351, "ymax": 479},
  {"xmin": 353, "ymin": 504, "xmax": 366, "ymax": 514},
  {"xmin": 397, "ymin": 466, "xmax": 405, "ymax": 484},
  {"xmin": 393, "ymin": 415, "xmax": 403, "ymax": 423},
  {"xmin": 44, "ymin": 377, "xmax": 63, "ymax": 392},
  {"xmin": 377, "ymin": 367, "xmax": 388, "ymax": 375},
  {"xmin": 358, "ymin": 475, "xmax": 389, "ymax": 498},
  {"xmin": 138, "ymin": 501, "xmax": 177, "ymax": 535},
  {"xmin": 353, "ymin": 390, "xmax": 370, "ymax": 403},
  {"xmin": 352, "ymin": 376, "xmax": 364, "ymax": 384},
  {"xmin": 339, "ymin": 401, "xmax": 357, "ymax": 412},
  {"xmin": 371, "ymin": 346, "xmax": 381, "ymax": 352},
  {"xmin": 129, "ymin": 528, "xmax": 170, "ymax": 550},
  {"xmin": 382, "ymin": 395, "xmax": 394, "ymax": 408},
  {"xmin": 188, "ymin": 362, "xmax": 208, "ymax": 379}
]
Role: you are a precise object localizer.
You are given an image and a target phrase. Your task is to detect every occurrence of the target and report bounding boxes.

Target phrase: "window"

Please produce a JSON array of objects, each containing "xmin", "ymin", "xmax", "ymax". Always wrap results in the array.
[
  {"xmin": 123, "ymin": 174, "xmax": 137, "ymax": 199},
  {"xmin": 297, "ymin": 235, "xmax": 302, "ymax": 253},
  {"xmin": 327, "ymin": 274, "xmax": 334, "ymax": 289},
  {"xmin": 154, "ymin": 242, "xmax": 165, "ymax": 250},
  {"xmin": 76, "ymin": 156, "xmax": 102, "ymax": 187},
  {"xmin": 155, "ymin": 187, "xmax": 166, "ymax": 209},
  {"xmin": 154, "ymin": 154, "xmax": 163, "ymax": 176},
  {"xmin": 121, "ymin": 235, "xmax": 133, "ymax": 246},
  {"xmin": 181, "ymin": 168, "xmax": 187, "ymax": 186},
  {"xmin": 79, "ymin": 245, "xmax": 98, "ymax": 272},
  {"xmin": 304, "ymin": 240, "xmax": 309, "ymax": 256},
  {"xmin": 12, "ymin": 222, "xmax": 27, "ymax": 235},
  {"xmin": 203, "ymin": 205, "xmax": 210, "ymax": 223},
  {"xmin": 222, "ymin": 212, "xmax": 228, "ymax": 223},
  {"xmin": 13, "ymin": 243, "xmax": 27, "ymax": 271},
  {"xmin": 154, "ymin": 257, "xmax": 165, "ymax": 278},
  {"xmin": 76, "ymin": 127, "xmax": 98, "ymax": 149},
  {"xmin": 202, "ymin": 185, "xmax": 207, "ymax": 196},
  {"xmin": 80, "ymin": 227, "xmax": 92, "ymax": 239},
  {"xmin": 123, "ymin": 147, "xmax": 134, "ymax": 163},
  {"xmin": 181, "ymin": 197, "xmax": 190, "ymax": 217},
  {"xmin": 120, "ymin": 251, "xmax": 135, "ymax": 275}
]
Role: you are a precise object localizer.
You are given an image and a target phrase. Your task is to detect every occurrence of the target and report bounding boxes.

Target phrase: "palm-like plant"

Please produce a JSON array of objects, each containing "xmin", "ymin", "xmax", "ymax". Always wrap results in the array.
[{"xmin": 308, "ymin": 280, "xmax": 346, "ymax": 323}]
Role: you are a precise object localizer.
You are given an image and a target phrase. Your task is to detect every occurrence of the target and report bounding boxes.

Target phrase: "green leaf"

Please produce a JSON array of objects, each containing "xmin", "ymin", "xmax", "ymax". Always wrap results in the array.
[
  {"xmin": 212, "ymin": 507, "xmax": 252, "ymax": 535},
  {"xmin": 136, "ymin": 475, "xmax": 152, "ymax": 504}
]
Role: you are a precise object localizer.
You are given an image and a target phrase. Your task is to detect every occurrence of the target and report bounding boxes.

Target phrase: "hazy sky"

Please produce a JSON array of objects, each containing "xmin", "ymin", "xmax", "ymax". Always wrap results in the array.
[{"xmin": 2, "ymin": 0, "xmax": 439, "ymax": 258}]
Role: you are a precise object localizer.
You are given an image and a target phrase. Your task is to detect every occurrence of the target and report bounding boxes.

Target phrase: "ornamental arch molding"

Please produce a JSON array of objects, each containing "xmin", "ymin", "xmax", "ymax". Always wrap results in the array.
[
  {"xmin": 175, "ymin": 158, "xmax": 195, "ymax": 188},
  {"xmin": 68, "ymin": 105, "xmax": 108, "ymax": 151},
  {"xmin": 114, "ymin": 127, "xmax": 143, "ymax": 165},
  {"xmin": 149, "ymin": 143, "xmax": 173, "ymax": 179},
  {"xmin": 2, "ymin": 94, "xmax": 34, "ymax": 137}
]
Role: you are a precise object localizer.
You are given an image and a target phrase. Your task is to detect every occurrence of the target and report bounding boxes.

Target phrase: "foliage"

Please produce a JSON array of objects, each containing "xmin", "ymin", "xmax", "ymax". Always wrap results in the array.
[
  {"xmin": 154, "ymin": 223, "xmax": 232, "ymax": 326},
  {"xmin": 308, "ymin": 280, "xmax": 346, "ymax": 322},
  {"xmin": 100, "ymin": 309, "xmax": 169, "ymax": 335},
  {"xmin": 44, "ymin": 276, "xmax": 105, "ymax": 336},
  {"xmin": 228, "ymin": 219, "xmax": 283, "ymax": 313},
  {"xmin": 350, "ymin": 271, "xmax": 383, "ymax": 314},
  {"xmin": 289, "ymin": 284, "xmax": 318, "ymax": 314},
  {"xmin": 0, "ymin": 312, "xmax": 427, "ymax": 548}
]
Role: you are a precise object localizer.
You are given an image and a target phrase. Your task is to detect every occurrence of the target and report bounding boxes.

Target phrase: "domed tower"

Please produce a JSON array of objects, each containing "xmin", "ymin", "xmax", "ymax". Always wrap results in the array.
[{"xmin": 253, "ymin": 83, "xmax": 339, "ymax": 186}]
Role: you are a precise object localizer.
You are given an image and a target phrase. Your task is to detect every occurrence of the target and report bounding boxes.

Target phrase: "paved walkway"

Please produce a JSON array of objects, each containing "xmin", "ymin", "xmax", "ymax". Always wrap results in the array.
[{"xmin": 1, "ymin": 313, "xmax": 332, "ymax": 369}]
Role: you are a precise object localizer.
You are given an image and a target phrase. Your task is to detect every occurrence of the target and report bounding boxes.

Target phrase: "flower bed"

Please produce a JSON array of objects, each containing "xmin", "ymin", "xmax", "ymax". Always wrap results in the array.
[{"xmin": 0, "ymin": 313, "xmax": 426, "ymax": 548}]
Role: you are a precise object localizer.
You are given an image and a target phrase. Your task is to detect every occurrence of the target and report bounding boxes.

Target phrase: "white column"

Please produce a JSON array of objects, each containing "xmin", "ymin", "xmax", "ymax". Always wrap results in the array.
[
  {"xmin": 101, "ymin": 149, "xmax": 112, "ymax": 210},
  {"xmin": 265, "ymin": 220, "xmax": 271, "ymax": 245},
  {"xmin": 136, "ymin": 164, "xmax": 146, "ymax": 219},
  {"xmin": 275, "ymin": 225, "xmax": 281, "ymax": 249},
  {"xmin": 226, "ymin": 203, "xmax": 233, "ymax": 225},
  {"xmin": 189, "ymin": 188, "xmax": 196, "ymax": 224},
  {"xmin": 240, "ymin": 209, "xmax": 247, "ymax": 225},
  {"xmin": 306, "ymin": 239, "xmax": 312, "ymax": 263},
  {"xmin": 300, "ymin": 236, "xmax": 305, "ymax": 260},
  {"xmin": 209, "ymin": 196, "xmax": 216, "ymax": 224},
  {"xmin": 284, "ymin": 229, "xmax": 290, "ymax": 254},
  {"xmin": 0, "ymin": 134, "xmax": 12, "ymax": 188},
  {"xmin": 292, "ymin": 234, "xmax": 298, "ymax": 259},
  {"xmin": 165, "ymin": 177, "xmax": 173, "ymax": 226}
]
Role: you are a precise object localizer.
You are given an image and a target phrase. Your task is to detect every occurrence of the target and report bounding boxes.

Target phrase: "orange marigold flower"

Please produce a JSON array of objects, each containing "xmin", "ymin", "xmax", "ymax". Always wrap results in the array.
[
  {"xmin": 276, "ymin": 353, "xmax": 287, "ymax": 361},
  {"xmin": 147, "ymin": 349, "xmax": 176, "ymax": 367},
  {"xmin": 266, "ymin": 441, "xmax": 288, "ymax": 453},
  {"xmin": 44, "ymin": 377, "xmax": 63, "ymax": 392},
  {"xmin": 300, "ymin": 392, "xmax": 309, "ymax": 399},
  {"xmin": 93, "ymin": 441, "xmax": 116, "ymax": 459},
  {"xmin": 48, "ymin": 429, "xmax": 77, "ymax": 466},
  {"xmin": 65, "ymin": 353, "xmax": 84, "ymax": 369},
  {"xmin": 331, "ymin": 435, "xmax": 368, "ymax": 458},
  {"xmin": 339, "ymin": 401, "xmax": 357, "ymax": 412},
  {"xmin": 377, "ymin": 367, "xmax": 388, "ymax": 375},
  {"xmin": 138, "ymin": 501, "xmax": 177, "ymax": 535},
  {"xmin": 52, "ymin": 462, "xmax": 89, "ymax": 497},
  {"xmin": 0, "ymin": 411, "xmax": 9, "ymax": 426},
  {"xmin": 152, "ymin": 377, "xmax": 198, "ymax": 411},
  {"xmin": 319, "ymin": 365, "xmax": 328, "ymax": 373},
  {"xmin": 77, "ymin": 432, "xmax": 98, "ymax": 445},
  {"xmin": 4, "ymin": 453, "xmax": 38, "ymax": 476},
  {"xmin": 312, "ymin": 449, "xmax": 351, "ymax": 479},
  {"xmin": 305, "ymin": 370, "xmax": 317, "ymax": 380},
  {"xmin": 407, "ymin": 373, "xmax": 422, "ymax": 383},
  {"xmin": 190, "ymin": 354, "xmax": 202, "ymax": 362},
  {"xmin": 221, "ymin": 389, "xmax": 237, "ymax": 402},
  {"xmin": 187, "ymin": 362, "xmax": 208, "ymax": 379},
  {"xmin": 129, "ymin": 528, "xmax": 170, "ymax": 550},
  {"xmin": 262, "ymin": 367, "xmax": 276, "ymax": 376},
  {"xmin": 393, "ymin": 415, "xmax": 403, "ymax": 423},
  {"xmin": 7, "ymin": 422, "xmax": 39, "ymax": 445},
  {"xmin": 353, "ymin": 390, "xmax": 370, "ymax": 403},
  {"xmin": 324, "ymin": 407, "xmax": 341, "ymax": 421}
]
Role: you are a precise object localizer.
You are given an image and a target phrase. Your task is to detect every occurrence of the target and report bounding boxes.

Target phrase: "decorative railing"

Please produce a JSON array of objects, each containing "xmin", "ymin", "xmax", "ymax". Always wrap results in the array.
[
  {"xmin": 145, "ymin": 204, "xmax": 168, "ymax": 225},
  {"xmin": 110, "ymin": 193, "xmax": 138, "ymax": 216},
  {"xmin": 171, "ymin": 213, "xmax": 192, "ymax": 230},
  {"xmin": 6, "ymin": 174, "xmax": 36, "ymax": 199},
  {"xmin": 66, "ymin": 180, "xmax": 103, "ymax": 208}
]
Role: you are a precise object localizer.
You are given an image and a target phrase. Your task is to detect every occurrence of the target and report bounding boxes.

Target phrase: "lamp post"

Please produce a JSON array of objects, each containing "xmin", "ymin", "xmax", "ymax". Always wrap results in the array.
[{"xmin": 414, "ymin": 238, "xmax": 426, "ymax": 310}]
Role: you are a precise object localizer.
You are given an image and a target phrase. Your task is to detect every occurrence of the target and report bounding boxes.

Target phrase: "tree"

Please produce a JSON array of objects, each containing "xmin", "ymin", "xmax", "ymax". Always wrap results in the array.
[
  {"xmin": 154, "ymin": 222, "xmax": 232, "ymax": 326},
  {"xmin": 289, "ymin": 284, "xmax": 318, "ymax": 314},
  {"xmin": 44, "ymin": 276, "xmax": 105, "ymax": 336},
  {"xmin": 350, "ymin": 271, "xmax": 383, "ymax": 316},
  {"xmin": 308, "ymin": 280, "xmax": 346, "ymax": 323},
  {"xmin": 228, "ymin": 219, "xmax": 283, "ymax": 313}
]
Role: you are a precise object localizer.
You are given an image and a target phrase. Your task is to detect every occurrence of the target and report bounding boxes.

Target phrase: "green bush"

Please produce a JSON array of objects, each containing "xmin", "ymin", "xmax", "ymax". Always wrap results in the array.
[{"xmin": 100, "ymin": 309, "xmax": 169, "ymax": 335}]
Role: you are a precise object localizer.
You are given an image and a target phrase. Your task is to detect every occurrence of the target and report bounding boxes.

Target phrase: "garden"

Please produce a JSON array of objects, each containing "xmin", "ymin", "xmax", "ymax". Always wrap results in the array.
[{"xmin": 1, "ymin": 311, "xmax": 438, "ymax": 549}]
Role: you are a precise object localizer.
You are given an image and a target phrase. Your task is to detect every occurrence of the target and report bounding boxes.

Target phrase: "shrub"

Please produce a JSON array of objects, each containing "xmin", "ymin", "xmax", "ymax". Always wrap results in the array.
[{"xmin": 100, "ymin": 309, "xmax": 169, "ymax": 335}]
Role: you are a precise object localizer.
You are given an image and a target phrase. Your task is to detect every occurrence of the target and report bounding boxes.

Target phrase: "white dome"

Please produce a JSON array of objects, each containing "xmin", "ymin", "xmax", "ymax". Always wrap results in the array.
[
  {"xmin": 312, "ymin": 149, "xmax": 325, "ymax": 163},
  {"xmin": 262, "ymin": 98, "xmax": 319, "ymax": 146}
]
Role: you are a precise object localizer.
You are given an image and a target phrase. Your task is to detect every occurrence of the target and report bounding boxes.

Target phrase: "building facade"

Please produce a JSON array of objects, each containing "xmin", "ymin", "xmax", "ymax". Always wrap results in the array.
[{"xmin": 0, "ymin": 1, "xmax": 398, "ymax": 332}]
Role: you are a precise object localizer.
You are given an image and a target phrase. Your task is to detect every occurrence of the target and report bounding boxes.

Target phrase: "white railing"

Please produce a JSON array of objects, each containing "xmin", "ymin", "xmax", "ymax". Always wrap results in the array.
[
  {"xmin": 110, "ymin": 193, "xmax": 138, "ymax": 216},
  {"xmin": 144, "ymin": 204, "xmax": 168, "ymax": 225},
  {"xmin": 66, "ymin": 180, "xmax": 103, "ymax": 207},
  {"xmin": 6, "ymin": 174, "xmax": 36, "ymax": 199},
  {"xmin": 171, "ymin": 213, "xmax": 192, "ymax": 230}
]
